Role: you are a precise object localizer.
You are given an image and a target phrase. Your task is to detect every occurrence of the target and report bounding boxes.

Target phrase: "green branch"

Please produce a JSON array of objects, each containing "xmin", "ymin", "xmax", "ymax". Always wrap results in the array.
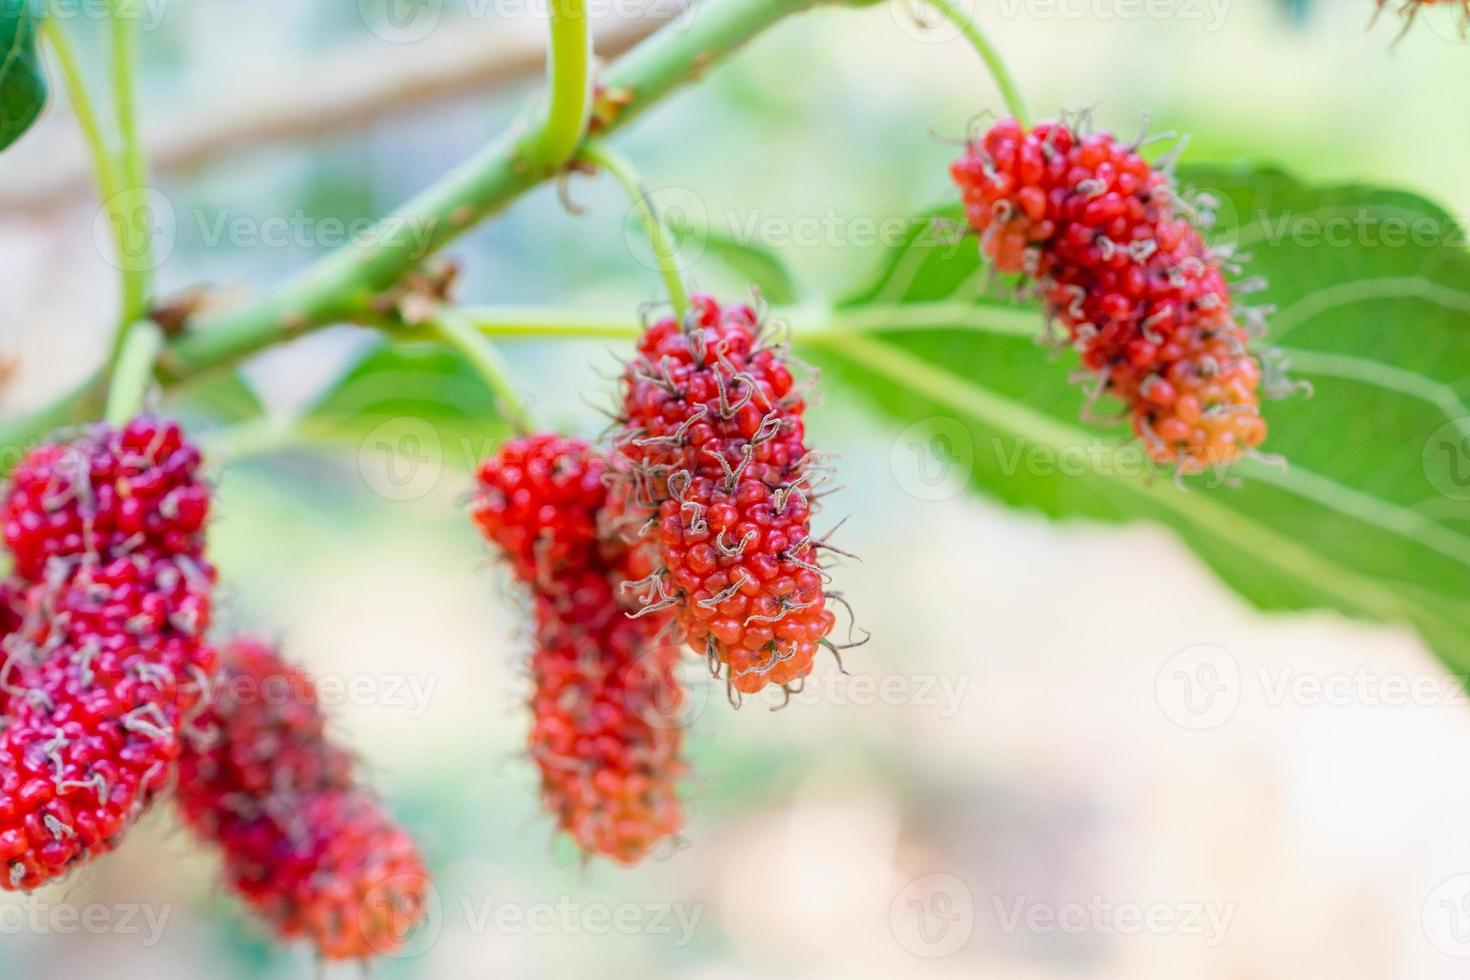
[
  {"xmin": 516, "ymin": 0, "xmax": 593, "ymax": 172},
  {"xmin": 38, "ymin": 15, "xmax": 120, "ymax": 204},
  {"xmin": 159, "ymin": 0, "xmax": 818, "ymax": 378},
  {"xmin": 428, "ymin": 310, "xmax": 532, "ymax": 432},
  {"xmin": 578, "ymin": 140, "xmax": 691, "ymax": 320},
  {"xmin": 104, "ymin": 320, "xmax": 164, "ymax": 425},
  {"xmin": 0, "ymin": 0, "xmax": 826, "ymax": 457},
  {"xmin": 108, "ymin": 0, "xmax": 152, "ymax": 327}
]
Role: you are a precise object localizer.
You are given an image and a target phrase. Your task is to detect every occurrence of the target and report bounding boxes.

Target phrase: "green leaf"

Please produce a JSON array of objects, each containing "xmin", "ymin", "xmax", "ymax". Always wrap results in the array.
[
  {"xmin": 670, "ymin": 211, "xmax": 802, "ymax": 305},
  {"xmin": 0, "ymin": 0, "xmax": 47, "ymax": 153},
  {"xmin": 813, "ymin": 167, "xmax": 1470, "ymax": 672},
  {"xmin": 168, "ymin": 373, "xmax": 265, "ymax": 427},
  {"xmin": 302, "ymin": 340, "xmax": 508, "ymax": 472}
]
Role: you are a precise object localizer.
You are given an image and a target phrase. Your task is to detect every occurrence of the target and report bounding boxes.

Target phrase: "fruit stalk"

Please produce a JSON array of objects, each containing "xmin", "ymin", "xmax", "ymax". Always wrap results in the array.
[
  {"xmin": 578, "ymin": 140, "xmax": 692, "ymax": 320},
  {"xmin": 103, "ymin": 320, "xmax": 164, "ymax": 426},
  {"xmin": 919, "ymin": 0, "xmax": 1029, "ymax": 126}
]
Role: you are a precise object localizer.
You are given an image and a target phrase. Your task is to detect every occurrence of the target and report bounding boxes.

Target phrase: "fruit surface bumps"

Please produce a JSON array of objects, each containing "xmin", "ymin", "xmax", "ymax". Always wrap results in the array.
[
  {"xmin": 471, "ymin": 433, "xmax": 607, "ymax": 585},
  {"xmin": 0, "ymin": 419, "xmax": 216, "ymax": 891},
  {"xmin": 616, "ymin": 295, "xmax": 836, "ymax": 694},
  {"xmin": 528, "ymin": 570, "xmax": 686, "ymax": 864},
  {"xmin": 2, "ymin": 418, "xmax": 210, "ymax": 581},
  {"xmin": 473, "ymin": 434, "xmax": 687, "ymax": 864},
  {"xmin": 950, "ymin": 119, "xmax": 1267, "ymax": 472},
  {"xmin": 175, "ymin": 638, "xmax": 429, "ymax": 961}
]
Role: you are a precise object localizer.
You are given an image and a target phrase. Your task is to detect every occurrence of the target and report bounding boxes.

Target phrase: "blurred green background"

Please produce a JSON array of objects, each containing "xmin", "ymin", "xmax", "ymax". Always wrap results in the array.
[{"xmin": 1, "ymin": 0, "xmax": 1469, "ymax": 976}]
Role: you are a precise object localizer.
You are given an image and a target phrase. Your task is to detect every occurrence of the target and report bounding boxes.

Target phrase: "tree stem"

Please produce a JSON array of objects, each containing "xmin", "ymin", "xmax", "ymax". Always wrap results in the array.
[
  {"xmin": 577, "ymin": 140, "xmax": 691, "ymax": 321},
  {"xmin": 429, "ymin": 311, "xmax": 532, "ymax": 432},
  {"xmin": 0, "ymin": 0, "xmax": 826, "ymax": 460},
  {"xmin": 104, "ymin": 321, "xmax": 164, "ymax": 425},
  {"xmin": 38, "ymin": 15, "xmax": 120, "ymax": 204},
  {"xmin": 108, "ymin": 0, "xmax": 152, "ymax": 326},
  {"xmin": 920, "ymin": 0, "xmax": 1029, "ymax": 126},
  {"xmin": 162, "ymin": 0, "xmax": 818, "ymax": 378},
  {"xmin": 516, "ymin": 0, "xmax": 593, "ymax": 172}
]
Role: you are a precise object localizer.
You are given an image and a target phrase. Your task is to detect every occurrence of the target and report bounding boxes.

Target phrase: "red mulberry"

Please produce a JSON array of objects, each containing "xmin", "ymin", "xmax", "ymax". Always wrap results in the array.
[
  {"xmin": 0, "ymin": 555, "xmax": 216, "ymax": 890},
  {"xmin": 615, "ymin": 295, "xmax": 838, "ymax": 696},
  {"xmin": 473, "ymin": 435, "xmax": 687, "ymax": 863},
  {"xmin": 2, "ymin": 418, "xmax": 210, "ymax": 582},
  {"xmin": 528, "ymin": 570, "xmax": 686, "ymax": 864},
  {"xmin": 471, "ymin": 433, "xmax": 607, "ymax": 585},
  {"xmin": 0, "ymin": 418, "xmax": 216, "ymax": 891},
  {"xmin": 951, "ymin": 118, "xmax": 1268, "ymax": 473},
  {"xmin": 175, "ymin": 638, "xmax": 429, "ymax": 961}
]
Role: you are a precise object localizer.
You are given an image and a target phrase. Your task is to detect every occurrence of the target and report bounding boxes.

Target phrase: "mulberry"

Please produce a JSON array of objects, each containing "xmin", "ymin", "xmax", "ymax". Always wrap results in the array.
[
  {"xmin": 2, "ymin": 418, "xmax": 210, "ymax": 582},
  {"xmin": 0, "ymin": 418, "xmax": 216, "ymax": 891},
  {"xmin": 527, "ymin": 570, "xmax": 686, "ymax": 864},
  {"xmin": 951, "ymin": 118, "xmax": 1268, "ymax": 472},
  {"xmin": 174, "ymin": 638, "xmax": 429, "ymax": 961},
  {"xmin": 0, "ymin": 555, "xmax": 216, "ymax": 890},
  {"xmin": 471, "ymin": 433, "xmax": 607, "ymax": 585},
  {"xmin": 473, "ymin": 435, "xmax": 687, "ymax": 863},
  {"xmin": 615, "ymin": 295, "xmax": 838, "ymax": 696}
]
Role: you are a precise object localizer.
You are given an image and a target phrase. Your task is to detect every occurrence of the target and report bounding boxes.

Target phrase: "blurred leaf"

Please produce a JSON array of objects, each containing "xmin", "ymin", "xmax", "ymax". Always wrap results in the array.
[
  {"xmin": 302, "ymin": 340, "xmax": 507, "ymax": 471},
  {"xmin": 672, "ymin": 212, "xmax": 802, "ymax": 304},
  {"xmin": 815, "ymin": 167, "xmax": 1470, "ymax": 671},
  {"xmin": 0, "ymin": 0, "xmax": 46, "ymax": 153},
  {"xmin": 168, "ymin": 372, "xmax": 264, "ymax": 426}
]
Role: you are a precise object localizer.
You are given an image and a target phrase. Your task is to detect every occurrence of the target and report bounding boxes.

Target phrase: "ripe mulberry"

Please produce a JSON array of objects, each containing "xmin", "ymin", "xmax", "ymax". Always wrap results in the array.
[
  {"xmin": 0, "ymin": 555, "xmax": 216, "ymax": 890},
  {"xmin": 528, "ymin": 570, "xmax": 686, "ymax": 864},
  {"xmin": 175, "ymin": 638, "xmax": 429, "ymax": 961},
  {"xmin": 2, "ymin": 418, "xmax": 210, "ymax": 582},
  {"xmin": 0, "ymin": 418, "xmax": 216, "ymax": 891},
  {"xmin": 471, "ymin": 433, "xmax": 607, "ymax": 585},
  {"xmin": 473, "ymin": 435, "xmax": 687, "ymax": 863},
  {"xmin": 950, "ymin": 118, "xmax": 1269, "ymax": 473},
  {"xmin": 615, "ymin": 295, "xmax": 839, "ymax": 697}
]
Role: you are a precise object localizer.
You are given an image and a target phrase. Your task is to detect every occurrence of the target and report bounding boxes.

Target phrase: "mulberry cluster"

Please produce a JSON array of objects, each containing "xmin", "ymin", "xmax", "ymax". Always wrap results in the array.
[
  {"xmin": 174, "ymin": 638, "xmax": 429, "ymax": 961},
  {"xmin": 473, "ymin": 434, "xmax": 686, "ymax": 864},
  {"xmin": 615, "ymin": 295, "xmax": 838, "ymax": 697},
  {"xmin": 0, "ymin": 418, "xmax": 216, "ymax": 891},
  {"xmin": 951, "ymin": 118, "xmax": 1268, "ymax": 473}
]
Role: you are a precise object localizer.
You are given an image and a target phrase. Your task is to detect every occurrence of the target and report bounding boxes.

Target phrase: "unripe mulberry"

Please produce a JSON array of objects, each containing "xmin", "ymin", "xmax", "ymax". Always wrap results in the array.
[
  {"xmin": 616, "ymin": 295, "xmax": 838, "ymax": 696},
  {"xmin": 175, "ymin": 638, "xmax": 429, "ymax": 961},
  {"xmin": 0, "ymin": 554, "xmax": 216, "ymax": 890},
  {"xmin": 950, "ymin": 118, "xmax": 1268, "ymax": 472},
  {"xmin": 473, "ymin": 435, "xmax": 687, "ymax": 863}
]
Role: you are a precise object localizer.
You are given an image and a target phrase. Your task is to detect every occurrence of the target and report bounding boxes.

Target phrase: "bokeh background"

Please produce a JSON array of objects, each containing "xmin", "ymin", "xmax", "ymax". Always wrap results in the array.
[{"xmin": 2, "ymin": 0, "xmax": 1469, "ymax": 976}]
